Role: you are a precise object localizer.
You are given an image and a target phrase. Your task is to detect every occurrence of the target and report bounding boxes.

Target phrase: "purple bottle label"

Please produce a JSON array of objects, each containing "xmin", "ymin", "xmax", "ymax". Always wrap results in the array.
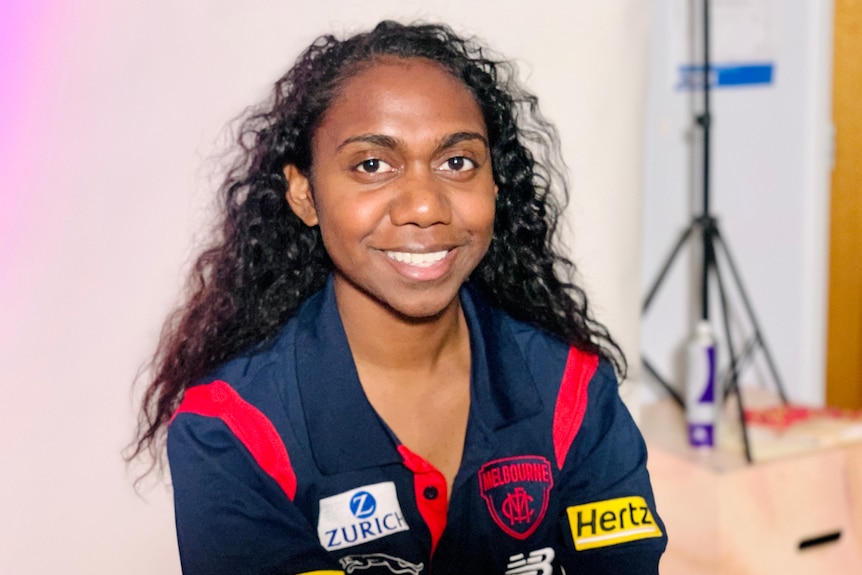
[
  {"xmin": 699, "ymin": 346, "xmax": 716, "ymax": 403},
  {"xmin": 688, "ymin": 423, "xmax": 714, "ymax": 447}
]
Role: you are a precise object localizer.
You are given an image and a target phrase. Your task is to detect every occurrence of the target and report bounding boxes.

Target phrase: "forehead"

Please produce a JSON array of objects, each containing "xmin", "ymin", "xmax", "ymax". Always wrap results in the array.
[{"xmin": 314, "ymin": 58, "xmax": 487, "ymax": 146}]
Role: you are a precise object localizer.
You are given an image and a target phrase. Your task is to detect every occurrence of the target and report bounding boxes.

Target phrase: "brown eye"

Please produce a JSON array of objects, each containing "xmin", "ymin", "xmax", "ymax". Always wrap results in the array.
[
  {"xmin": 439, "ymin": 156, "xmax": 476, "ymax": 172},
  {"xmin": 355, "ymin": 158, "xmax": 394, "ymax": 174}
]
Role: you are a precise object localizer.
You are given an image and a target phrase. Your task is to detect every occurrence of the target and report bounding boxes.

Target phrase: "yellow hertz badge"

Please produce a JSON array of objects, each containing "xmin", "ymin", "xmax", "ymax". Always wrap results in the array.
[{"xmin": 566, "ymin": 496, "xmax": 663, "ymax": 551}]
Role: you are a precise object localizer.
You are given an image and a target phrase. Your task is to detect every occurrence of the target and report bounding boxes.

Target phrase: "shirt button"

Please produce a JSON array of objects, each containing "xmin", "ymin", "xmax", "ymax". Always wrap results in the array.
[{"xmin": 423, "ymin": 486, "xmax": 439, "ymax": 500}]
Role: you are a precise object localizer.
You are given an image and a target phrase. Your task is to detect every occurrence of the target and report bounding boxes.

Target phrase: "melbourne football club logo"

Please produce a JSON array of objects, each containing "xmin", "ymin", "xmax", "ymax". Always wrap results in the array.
[{"xmin": 478, "ymin": 456, "xmax": 553, "ymax": 539}]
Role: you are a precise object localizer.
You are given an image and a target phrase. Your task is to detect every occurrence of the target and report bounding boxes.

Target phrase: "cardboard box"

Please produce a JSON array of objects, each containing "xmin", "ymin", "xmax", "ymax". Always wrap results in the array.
[{"xmin": 641, "ymin": 399, "xmax": 862, "ymax": 575}]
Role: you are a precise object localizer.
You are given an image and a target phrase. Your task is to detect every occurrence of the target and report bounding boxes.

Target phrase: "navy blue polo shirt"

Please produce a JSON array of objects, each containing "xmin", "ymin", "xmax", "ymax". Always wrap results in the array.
[{"xmin": 167, "ymin": 278, "xmax": 666, "ymax": 574}]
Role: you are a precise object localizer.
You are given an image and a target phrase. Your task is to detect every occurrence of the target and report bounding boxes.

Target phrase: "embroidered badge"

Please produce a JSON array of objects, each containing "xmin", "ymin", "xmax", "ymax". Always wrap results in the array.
[
  {"xmin": 566, "ymin": 495, "xmax": 663, "ymax": 551},
  {"xmin": 478, "ymin": 456, "xmax": 554, "ymax": 540}
]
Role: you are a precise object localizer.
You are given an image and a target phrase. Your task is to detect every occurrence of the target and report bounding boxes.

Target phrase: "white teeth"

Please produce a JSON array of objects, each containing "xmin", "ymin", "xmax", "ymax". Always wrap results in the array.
[{"xmin": 386, "ymin": 250, "xmax": 448, "ymax": 267}]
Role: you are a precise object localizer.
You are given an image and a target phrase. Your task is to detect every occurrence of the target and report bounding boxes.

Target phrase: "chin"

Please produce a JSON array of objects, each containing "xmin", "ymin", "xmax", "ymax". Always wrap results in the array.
[{"xmin": 384, "ymin": 292, "xmax": 461, "ymax": 323}]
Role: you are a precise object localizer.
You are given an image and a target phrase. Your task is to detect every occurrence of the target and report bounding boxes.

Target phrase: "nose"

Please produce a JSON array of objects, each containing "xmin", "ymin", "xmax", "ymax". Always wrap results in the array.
[{"xmin": 388, "ymin": 167, "xmax": 452, "ymax": 228}]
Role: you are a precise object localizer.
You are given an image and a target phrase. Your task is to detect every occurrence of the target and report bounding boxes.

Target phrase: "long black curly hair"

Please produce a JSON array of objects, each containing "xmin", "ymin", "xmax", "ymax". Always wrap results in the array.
[{"xmin": 129, "ymin": 20, "xmax": 626, "ymax": 469}]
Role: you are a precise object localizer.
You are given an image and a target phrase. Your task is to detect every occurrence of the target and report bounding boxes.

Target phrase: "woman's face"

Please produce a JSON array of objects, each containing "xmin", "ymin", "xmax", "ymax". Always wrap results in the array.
[{"xmin": 286, "ymin": 58, "xmax": 497, "ymax": 321}]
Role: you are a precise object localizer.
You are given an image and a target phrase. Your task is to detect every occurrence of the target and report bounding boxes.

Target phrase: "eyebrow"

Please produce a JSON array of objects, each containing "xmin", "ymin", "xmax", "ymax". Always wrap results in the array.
[
  {"xmin": 337, "ymin": 133, "xmax": 399, "ymax": 152},
  {"xmin": 434, "ymin": 131, "xmax": 489, "ymax": 153},
  {"xmin": 336, "ymin": 131, "xmax": 489, "ymax": 154}
]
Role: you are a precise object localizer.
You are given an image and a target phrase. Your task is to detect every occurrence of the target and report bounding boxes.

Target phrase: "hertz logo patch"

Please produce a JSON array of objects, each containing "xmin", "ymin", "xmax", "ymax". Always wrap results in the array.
[{"xmin": 566, "ymin": 496, "xmax": 662, "ymax": 551}]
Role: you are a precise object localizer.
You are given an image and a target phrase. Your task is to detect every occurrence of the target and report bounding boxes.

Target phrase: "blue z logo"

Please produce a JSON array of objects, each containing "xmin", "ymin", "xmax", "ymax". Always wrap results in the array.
[{"xmin": 350, "ymin": 491, "xmax": 377, "ymax": 518}]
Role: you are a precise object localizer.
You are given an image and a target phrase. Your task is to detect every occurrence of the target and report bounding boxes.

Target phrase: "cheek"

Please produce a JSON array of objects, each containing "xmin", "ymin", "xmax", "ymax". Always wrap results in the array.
[
  {"xmin": 315, "ymin": 192, "xmax": 383, "ymax": 252},
  {"xmin": 317, "ymin": 209, "xmax": 358, "ymax": 252},
  {"xmin": 470, "ymin": 190, "xmax": 498, "ymax": 239}
]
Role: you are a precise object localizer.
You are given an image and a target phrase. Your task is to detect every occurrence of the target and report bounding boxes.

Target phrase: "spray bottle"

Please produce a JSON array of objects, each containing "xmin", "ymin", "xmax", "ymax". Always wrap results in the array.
[{"xmin": 686, "ymin": 320, "xmax": 717, "ymax": 448}]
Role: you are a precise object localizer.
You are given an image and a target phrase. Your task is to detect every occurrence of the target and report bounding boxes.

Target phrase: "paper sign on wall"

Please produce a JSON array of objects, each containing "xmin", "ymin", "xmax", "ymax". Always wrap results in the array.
[{"xmin": 673, "ymin": 0, "xmax": 777, "ymax": 89}]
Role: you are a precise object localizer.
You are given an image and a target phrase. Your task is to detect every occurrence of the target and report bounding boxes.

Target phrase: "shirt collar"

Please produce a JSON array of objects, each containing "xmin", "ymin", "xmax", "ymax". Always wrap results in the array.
[{"xmin": 293, "ymin": 277, "xmax": 543, "ymax": 476}]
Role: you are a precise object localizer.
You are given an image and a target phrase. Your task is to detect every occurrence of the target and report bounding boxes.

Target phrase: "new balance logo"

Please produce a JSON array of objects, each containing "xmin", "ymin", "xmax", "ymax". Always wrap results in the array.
[{"xmin": 505, "ymin": 547, "xmax": 555, "ymax": 575}]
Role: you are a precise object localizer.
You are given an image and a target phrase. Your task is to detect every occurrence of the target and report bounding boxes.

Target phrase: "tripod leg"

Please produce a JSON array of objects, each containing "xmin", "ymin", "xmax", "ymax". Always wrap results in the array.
[
  {"xmin": 726, "ymin": 336, "xmax": 759, "ymax": 398},
  {"xmin": 642, "ymin": 221, "xmax": 700, "ymax": 404},
  {"xmin": 643, "ymin": 356, "xmax": 685, "ymax": 407},
  {"xmin": 712, "ymin": 229, "xmax": 789, "ymax": 404},
  {"xmin": 643, "ymin": 221, "xmax": 699, "ymax": 313},
  {"xmin": 711, "ymin": 244, "xmax": 754, "ymax": 462}
]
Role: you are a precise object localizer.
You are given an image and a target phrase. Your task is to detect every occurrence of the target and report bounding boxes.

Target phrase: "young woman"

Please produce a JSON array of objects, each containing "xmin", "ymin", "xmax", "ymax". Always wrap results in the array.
[{"xmin": 130, "ymin": 21, "xmax": 666, "ymax": 575}]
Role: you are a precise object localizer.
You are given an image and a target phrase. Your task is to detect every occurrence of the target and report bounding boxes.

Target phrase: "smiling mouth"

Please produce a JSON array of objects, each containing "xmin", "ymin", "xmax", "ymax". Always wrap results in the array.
[{"xmin": 385, "ymin": 250, "xmax": 449, "ymax": 267}]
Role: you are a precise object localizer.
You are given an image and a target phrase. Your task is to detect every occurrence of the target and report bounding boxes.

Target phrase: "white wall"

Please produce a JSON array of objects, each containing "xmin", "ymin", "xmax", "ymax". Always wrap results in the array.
[
  {"xmin": 0, "ymin": 1, "xmax": 650, "ymax": 572},
  {"xmin": 640, "ymin": 0, "xmax": 833, "ymax": 406}
]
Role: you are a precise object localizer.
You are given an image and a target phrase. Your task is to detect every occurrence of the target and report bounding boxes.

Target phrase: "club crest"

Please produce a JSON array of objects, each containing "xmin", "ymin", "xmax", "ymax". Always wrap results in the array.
[{"xmin": 478, "ymin": 456, "xmax": 554, "ymax": 539}]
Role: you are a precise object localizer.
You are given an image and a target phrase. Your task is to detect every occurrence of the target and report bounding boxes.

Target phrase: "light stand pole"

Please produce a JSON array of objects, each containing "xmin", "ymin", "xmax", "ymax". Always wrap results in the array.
[{"xmin": 641, "ymin": 0, "xmax": 788, "ymax": 463}]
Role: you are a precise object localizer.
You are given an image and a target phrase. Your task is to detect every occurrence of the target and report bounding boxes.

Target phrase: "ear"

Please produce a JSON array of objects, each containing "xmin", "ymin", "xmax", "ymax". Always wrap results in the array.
[{"xmin": 284, "ymin": 164, "xmax": 319, "ymax": 226}]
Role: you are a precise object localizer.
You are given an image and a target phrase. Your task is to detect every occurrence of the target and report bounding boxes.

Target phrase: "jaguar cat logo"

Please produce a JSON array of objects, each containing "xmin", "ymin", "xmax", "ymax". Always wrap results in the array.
[
  {"xmin": 340, "ymin": 553, "xmax": 424, "ymax": 574},
  {"xmin": 478, "ymin": 456, "xmax": 553, "ymax": 539}
]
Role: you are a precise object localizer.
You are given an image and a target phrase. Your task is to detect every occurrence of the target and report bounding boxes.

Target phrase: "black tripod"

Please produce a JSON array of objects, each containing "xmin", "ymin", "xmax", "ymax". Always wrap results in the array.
[{"xmin": 641, "ymin": 0, "xmax": 788, "ymax": 463}]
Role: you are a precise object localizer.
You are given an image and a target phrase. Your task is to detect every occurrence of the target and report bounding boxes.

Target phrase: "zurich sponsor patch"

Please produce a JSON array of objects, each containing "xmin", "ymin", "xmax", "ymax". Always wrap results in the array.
[
  {"xmin": 317, "ymin": 482, "xmax": 409, "ymax": 551},
  {"xmin": 478, "ymin": 456, "xmax": 553, "ymax": 540}
]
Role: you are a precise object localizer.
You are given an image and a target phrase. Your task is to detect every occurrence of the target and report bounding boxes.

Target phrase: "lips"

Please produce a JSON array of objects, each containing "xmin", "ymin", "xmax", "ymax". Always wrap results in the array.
[{"xmin": 385, "ymin": 249, "xmax": 449, "ymax": 268}]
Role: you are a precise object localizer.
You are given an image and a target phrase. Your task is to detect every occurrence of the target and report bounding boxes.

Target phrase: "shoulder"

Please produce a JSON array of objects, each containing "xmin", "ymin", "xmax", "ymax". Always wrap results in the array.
[
  {"xmin": 166, "ymin": 318, "xmax": 307, "ymax": 516},
  {"xmin": 558, "ymin": 356, "xmax": 648, "ymax": 497},
  {"xmin": 493, "ymin": 307, "xmax": 626, "ymax": 468},
  {"xmin": 498, "ymin": 307, "xmax": 611, "ymax": 398},
  {"xmin": 166, "ymin": 284, "xmax": 338, "ymax": 475},
  {"xmin": 166, "ymin": 311, "xmax": 303, "ymax": 473},
  {"xmin": 202, "ymin": 316, "xmax": 299, "ymax": 396}
]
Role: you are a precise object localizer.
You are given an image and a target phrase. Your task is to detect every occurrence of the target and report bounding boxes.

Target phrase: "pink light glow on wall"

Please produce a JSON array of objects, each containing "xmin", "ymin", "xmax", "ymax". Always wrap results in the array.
[{"xmin": 0, "ymin": 0, "xmax": 63, "ymax": 265}]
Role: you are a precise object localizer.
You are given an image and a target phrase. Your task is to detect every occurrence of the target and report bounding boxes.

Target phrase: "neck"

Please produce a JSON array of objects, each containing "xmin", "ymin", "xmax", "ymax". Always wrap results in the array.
[
  {"xmin": 335, "ymin": 286, "xmax": 468, "ymax": 375},
  {"xmin": 335, "ymin": 281, "xmax": 472, "ymax": 492}
]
